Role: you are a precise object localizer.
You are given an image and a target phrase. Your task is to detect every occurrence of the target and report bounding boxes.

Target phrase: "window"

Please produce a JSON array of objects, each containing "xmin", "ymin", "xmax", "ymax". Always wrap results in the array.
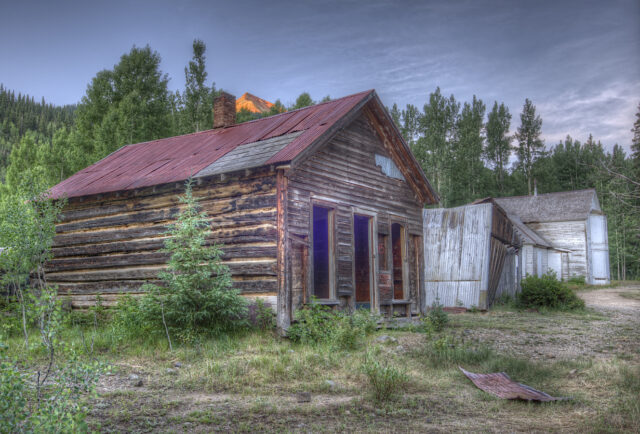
[
  {"xmin": 391, "ymin": 223, "xmax": 405, "ymax": 300},
  {"xmin": 312, "ymin": 205, "xmax": 334, "ymax": 299}
]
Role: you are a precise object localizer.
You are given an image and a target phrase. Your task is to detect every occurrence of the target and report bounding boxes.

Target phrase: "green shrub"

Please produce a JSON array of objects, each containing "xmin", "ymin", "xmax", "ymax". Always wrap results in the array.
[
  {"xmin": 0, "ymin": 342, "xmax": 27, "ymax": 432},
  {"xmin": 361, "ymin": 349, "xmax": 408, "ymax": 401},
  {"xmin": 0, "ymin": 341, "xmax": 102, "ymax": 433},
  {"xmin": 518, "ymin": 272, "xmax": 585, "ymax": 310},
  {"xmin": 422, "ymin": 301, "xmax": 449, "ymax": 332},
  {"xmin": 250, "ymin": 299, "xmax": 276, "ymax": 332},
  {"xmin": 287, "ymin": 303, "xmax": 378, "ymax": 349}
]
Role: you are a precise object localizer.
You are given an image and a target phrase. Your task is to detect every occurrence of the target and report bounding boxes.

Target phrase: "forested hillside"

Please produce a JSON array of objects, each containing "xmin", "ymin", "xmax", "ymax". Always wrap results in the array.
[
  {"xmin": 0, "ymin": 85, "xmax": 76, "ymax": 180},
  {"xmin": 0, "ymin": 42, "xmax": 637, "ymax": 279}
]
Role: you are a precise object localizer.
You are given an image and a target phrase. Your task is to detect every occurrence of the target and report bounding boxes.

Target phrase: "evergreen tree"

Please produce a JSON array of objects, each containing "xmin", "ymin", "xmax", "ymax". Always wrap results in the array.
[
  {"xmin": 182, "ymin": 39, "xmax": 214, "ymax": 133},
  {"xmin": 515, "ymin": 99, "xmax": 544, "ymax": 195},
  {"xmin": 484, "ymin": 102, "xmax": 512, "ymax": 193}
]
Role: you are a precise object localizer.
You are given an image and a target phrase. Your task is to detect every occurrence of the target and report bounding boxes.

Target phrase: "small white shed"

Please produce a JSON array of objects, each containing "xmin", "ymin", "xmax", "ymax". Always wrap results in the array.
[{"xmin": 495, "ymin": 189, "xmax": 610, "ymax": 285}]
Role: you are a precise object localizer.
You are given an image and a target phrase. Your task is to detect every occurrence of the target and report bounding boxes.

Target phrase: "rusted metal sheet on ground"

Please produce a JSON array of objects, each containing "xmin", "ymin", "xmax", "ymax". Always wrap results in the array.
[{"xmin": 460, "ymin": 367, "xmax": 567, "ymax": 402}]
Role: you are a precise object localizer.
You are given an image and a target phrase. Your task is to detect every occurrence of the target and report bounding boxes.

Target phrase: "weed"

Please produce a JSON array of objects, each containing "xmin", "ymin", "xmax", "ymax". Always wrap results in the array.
[
  {"xmin": 287, "ymin": 302, "xmax": 378, "ymax": 350},
  {"xmin": 361, "ymin": 349, "xmax": 408, "ymax": 401},
  {"xmin": 422, "ymin": 302, "xmax": 449, "ymax": 332}
]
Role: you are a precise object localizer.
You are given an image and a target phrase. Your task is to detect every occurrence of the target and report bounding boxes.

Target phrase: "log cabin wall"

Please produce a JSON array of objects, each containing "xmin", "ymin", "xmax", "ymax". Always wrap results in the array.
[
  {"xmin": 286, "ymin": 113, "xmax": 424, "ymax": 318},
  {"xmin": 47, "ymin": 167, "xmax": 279, "ymax": 309}
]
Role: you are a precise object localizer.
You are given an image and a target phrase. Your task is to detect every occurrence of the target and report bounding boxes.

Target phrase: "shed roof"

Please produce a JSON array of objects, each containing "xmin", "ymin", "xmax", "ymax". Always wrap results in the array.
[
  {"xmin": 494, "ymin": 189, "xmax": 598, "ymax": 223},
  {"xmin": 49, "ymin": 90, "xmax": 437, "ymax": 203}
]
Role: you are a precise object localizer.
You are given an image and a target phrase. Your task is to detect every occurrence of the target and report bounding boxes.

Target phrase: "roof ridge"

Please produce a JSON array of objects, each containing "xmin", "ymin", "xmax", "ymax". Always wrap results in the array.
[
  {"xmin": 229, "ymin": 89, "xmax": 374, "ymax": 127},
  {"xmin": 496, "ymin": 188, "xmax": 596, "ymax": 201}
]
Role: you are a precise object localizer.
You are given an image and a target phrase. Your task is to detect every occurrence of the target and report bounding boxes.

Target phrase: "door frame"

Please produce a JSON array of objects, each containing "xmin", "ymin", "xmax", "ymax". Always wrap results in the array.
[{"xmin": 351, "ymin": 207, "xmax": 379, "ymax": 313}]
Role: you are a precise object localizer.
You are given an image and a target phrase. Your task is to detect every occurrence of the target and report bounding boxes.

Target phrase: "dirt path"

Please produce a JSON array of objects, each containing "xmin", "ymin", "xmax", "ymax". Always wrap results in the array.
[{"xmin": 579, "ymin": 284, "xmax": 640, "ymax": 311}]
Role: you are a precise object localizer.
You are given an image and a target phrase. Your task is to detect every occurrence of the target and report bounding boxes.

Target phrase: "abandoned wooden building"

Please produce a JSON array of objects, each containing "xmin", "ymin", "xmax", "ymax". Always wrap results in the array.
[
  {"xmin": 422, "ymin": 200, "xmax": 520, "ymax": 310},
  {"xmin": 422, "ymin": 189, "xmax": 611, "ymax": 309},
  {"xmin": 495, "ymin": 189, "xmax": 610, "ymax": 285},
  {"xmin": 47, "ymin": 90, "xmax": 438, "ymax": 329}
]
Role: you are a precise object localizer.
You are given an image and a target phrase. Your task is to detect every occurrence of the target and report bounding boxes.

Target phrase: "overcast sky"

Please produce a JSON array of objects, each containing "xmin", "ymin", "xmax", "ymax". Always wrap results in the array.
[{"xmin": 1, "ymin": 0, "xmax": 638, "ymax": 151}]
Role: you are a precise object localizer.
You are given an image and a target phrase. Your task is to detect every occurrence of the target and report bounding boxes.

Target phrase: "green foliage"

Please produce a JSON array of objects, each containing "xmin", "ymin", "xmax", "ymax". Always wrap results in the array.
[
  {"xmin": 412, "ymin": 87, "xmax": 460, "ymax": 206},
  {"xmin": 422, "ymin": 301, "xmax": 449, "ymax": 332},
  {"xmin": 142, "ymin": 179, "xmax": 247, "ymax": 337},
  {"xmin": 291, "ymin": 92, "xmax": 314, "ymax": 110},
  {"xmin": 518, "ymin": 272, "xmax": 585, "ymax": 310},
  {"xmin": 0, "ymin": 341, "xmax": 102, "ymax": 433},
  {"xmin": 72, "ymin": 45, "xmax": 174, "ymax": 169},
  {"xmin": 0, "ymin": 342, "xmax": 28, "ymax": 432},
  {"xmin": 251, "ymin": 299, "xmax": 276, "ymax": 332},
  {"xmin": 287, "ymin": 303, "xmax": 378, "ymax": 350},
  {"xmin": 180, "ymin": 39, "xmax": 215, "ymax": 133},
  {"xmin": 484, "ymin": 101, "xmax": 512, "ymax": 193},
  {"xmin": 515, "ymin": 98, "xmax": 545, "ymax": 196},
  {"xmin": 361, "ymin": 348, "xmax": 408, "ymax": 401},
  {"xmin": 567, "ymin": 275, "xmax": 586, "ymax": 286}
]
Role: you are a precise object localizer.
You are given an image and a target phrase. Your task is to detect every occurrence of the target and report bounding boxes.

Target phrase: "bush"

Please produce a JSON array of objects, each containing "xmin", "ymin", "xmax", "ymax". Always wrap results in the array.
[
  {"xmin": 361, "ymin": 349, "xmax": 408, "ymax": 401},
  {"xmin": 422, "ymin": 301, "xmax": 449, "ymax": 332},
  {"xmin": 249, "ymin": 299, "xmax": 276, "ymax": 332},
  {"xmin": 0, "ymin": 341, "xmax": 102, "ymax": 433},
  {"xmin": 518, "ymin": 272, "xmax": 585, "ymax": 310},
  {"xmin": 287, "ymin": 303, "xmax": 378, "ymax": 350}
]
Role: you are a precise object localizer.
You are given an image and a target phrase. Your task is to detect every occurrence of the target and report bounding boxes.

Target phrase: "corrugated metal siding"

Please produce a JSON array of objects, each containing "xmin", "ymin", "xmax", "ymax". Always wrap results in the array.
[
  {"xmin": 423, "ymin": 204, "xmax": 492, "ymax": 309},
  {"xmin": 49, "ymin": 91, "xmax": 373, "ymax": 199}
]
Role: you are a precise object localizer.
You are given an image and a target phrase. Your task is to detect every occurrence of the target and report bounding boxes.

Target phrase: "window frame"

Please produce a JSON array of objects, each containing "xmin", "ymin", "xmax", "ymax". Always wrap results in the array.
[
  {"xmin": 309, "ymin": 200, "xmax": 337, "ymax": 301},
  {"xmin": 389, "ymin": 217, "xmax": 409, "ymax": 301}
]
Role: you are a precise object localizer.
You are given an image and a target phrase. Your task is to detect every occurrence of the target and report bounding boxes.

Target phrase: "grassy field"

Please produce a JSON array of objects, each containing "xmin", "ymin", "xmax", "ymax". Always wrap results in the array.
[{"xmin": 2, "ymin": 283, "xmax": 639, "ymax": 433}]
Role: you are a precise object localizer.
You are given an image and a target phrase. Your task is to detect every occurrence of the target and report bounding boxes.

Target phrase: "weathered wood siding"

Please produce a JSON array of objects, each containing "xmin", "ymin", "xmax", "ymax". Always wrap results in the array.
[
  {"xmin": 48, "ymin": 167, "xmax": 278, "ymax": 308},
  {"xmin": 287, "ymin": 114, "xmax": 424, "ymax": 315},
  {"xmin": 495, "ymin": 247, "xmax": 519, "ymax": 300},
  {"xmin": 527, "ymin": 220, "xmax": 587, "ymax": 278}
]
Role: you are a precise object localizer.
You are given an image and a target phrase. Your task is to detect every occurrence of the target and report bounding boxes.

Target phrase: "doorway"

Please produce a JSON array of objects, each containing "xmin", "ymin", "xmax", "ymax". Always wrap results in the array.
[{"xmin": 354, "ymin": 214, "xmax": 373, "ymax": 309}]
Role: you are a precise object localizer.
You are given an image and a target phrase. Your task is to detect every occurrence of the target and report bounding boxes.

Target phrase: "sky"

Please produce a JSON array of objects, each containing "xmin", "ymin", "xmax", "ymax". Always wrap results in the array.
[{"xmin": 1, "ymin": 0, "xmax": 638, "ymax": 151}]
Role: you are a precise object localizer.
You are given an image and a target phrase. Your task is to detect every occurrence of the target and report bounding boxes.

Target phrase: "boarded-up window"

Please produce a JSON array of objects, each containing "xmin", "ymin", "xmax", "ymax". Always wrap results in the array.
[
  {"xmin": 392, "ymin": 223, "xmax": 405, "ymax": 299},
  {"xmin": 378, "ymin": 234, "xmax": 388, "ymax": 270},
  {"xmin": 313, "ymin": 205, "xmax": 333, "ymax": 299}
]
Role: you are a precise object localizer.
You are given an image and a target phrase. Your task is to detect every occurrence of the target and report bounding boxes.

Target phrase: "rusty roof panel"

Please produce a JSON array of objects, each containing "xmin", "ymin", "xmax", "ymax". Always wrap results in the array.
[
  {"xmin": 460, "ymin": 367, "xmax": 567, "ymax": 402},
  {"xmin": 49, "ymin": 90, "xmax": 373, "ymax": 199}
]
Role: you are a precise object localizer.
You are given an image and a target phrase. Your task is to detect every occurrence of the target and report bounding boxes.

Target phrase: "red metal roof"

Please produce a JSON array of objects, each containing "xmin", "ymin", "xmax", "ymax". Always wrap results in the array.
[{"xmin": 49, "ymin": 90, "xmax": 373, "ymax": 199}]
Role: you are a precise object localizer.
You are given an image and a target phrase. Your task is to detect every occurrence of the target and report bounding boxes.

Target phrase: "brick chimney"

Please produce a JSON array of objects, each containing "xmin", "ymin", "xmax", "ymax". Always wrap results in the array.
[{"xmin": 213, "ymin": 92, "xmax": 236, "ymax": 128}]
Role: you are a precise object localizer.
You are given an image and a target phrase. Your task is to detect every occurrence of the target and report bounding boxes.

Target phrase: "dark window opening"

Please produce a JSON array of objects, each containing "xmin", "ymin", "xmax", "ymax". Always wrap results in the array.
[
  {"xmin": 392, "ymin": 223, "xmax": 404, "ymax": 300},
  {"xmin": 313, "ymin": 205, "xmax": 331, "ymax": 299},
  {"xmin": 354, "ymin": 215, "xmax": 371, "ymax": 304}
]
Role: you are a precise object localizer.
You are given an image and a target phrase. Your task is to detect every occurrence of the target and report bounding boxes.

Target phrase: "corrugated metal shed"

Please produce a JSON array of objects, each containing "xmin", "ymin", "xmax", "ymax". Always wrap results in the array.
[
  {"xmin": 423, "ymin": 202, "xmax": 520, "ymax": 309},
  {"xmin": 49, "ymin": 90, "xmax": 373, "ymax": 199}
]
